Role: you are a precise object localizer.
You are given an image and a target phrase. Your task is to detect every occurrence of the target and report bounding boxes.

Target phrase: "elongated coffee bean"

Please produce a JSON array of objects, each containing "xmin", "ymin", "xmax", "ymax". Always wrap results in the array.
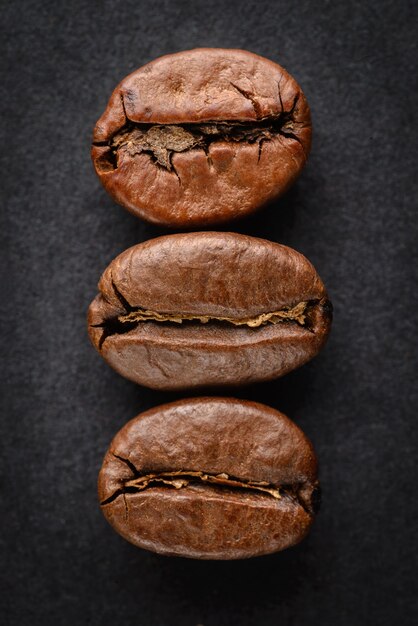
[
  {"xmin": 98, "ymin": 397, "xmax": 319, "ymax": 559},
  {"xmin": 88, "ymin": 232, "xmax": 332, "ymax": 390},
  {"xmin": 91, "ymin": 48, "xmax": 311, "ymax": 227}
]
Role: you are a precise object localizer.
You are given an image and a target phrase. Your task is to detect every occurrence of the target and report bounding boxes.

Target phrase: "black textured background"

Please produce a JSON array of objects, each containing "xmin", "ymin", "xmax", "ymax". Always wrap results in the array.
[{"xmin": 1, "ymin": 1, "xmax": 417, "ymax": 624}]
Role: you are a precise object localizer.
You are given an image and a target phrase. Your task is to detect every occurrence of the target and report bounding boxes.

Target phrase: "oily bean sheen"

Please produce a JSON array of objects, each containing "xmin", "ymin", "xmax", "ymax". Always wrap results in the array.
[
  {"xmin": 88, "ymin": 232, "xmax": 332, "ymax": 390},
  {"xmin": 98, "ymin": 397, "xmax": 320, "ymax": 559},
  {"xmin": 91, "ymin": 48, "xmax": 311, "ymax": 227}
]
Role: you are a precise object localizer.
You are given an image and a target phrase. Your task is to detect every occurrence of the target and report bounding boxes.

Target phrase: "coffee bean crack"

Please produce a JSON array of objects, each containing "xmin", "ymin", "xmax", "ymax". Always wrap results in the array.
[
  {"xmin": 100, "ymin": 454, "xmax": 318, "ymax": 516},
  {"xmin": 93, "ymin": 86, "xmax": 304, "ymax": 174},
  {"xmin": 117, "ymin": 300, "xmax": 309, "ymax": 327},
  {"xmin": 94, "ymin": 286, "xmax": 316, "ymax": 349}
]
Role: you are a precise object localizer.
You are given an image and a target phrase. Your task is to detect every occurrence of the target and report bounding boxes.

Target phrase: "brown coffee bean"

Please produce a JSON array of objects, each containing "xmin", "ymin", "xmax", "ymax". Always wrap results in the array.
[
  {"xmin": 91, "ymin": 48, "xmax": 311, "ymax": 227},
  {"xmin": 88, "ymin": 232, "xmax": 332, "ymax": 390},
  {"xmin": 98, "ymin": 397, "xmax": 319, "ymax": 559}
]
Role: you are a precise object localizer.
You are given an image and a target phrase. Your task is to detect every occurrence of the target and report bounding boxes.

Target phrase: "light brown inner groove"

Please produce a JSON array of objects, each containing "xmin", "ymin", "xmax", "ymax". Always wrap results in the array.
[
  {"xmin": 102, "ymin": 456, "xmax": 284, "ymax": 505},
  {"xmin": 92, "ymin": 91, "xmax": 303, "ymax": 173},
  {"xmin": 101, "ymin": 455, "xmax": 319, "ymax": 517},
  {"xmin": 117, "ymin": 300, "xmax": 309, "ymax": 328},
  {"xmin": 101, "ymin": 470, "xmax": 282, "ymax": 506},
  {"xmin": 94, "ymin": 298, "xmax": 316, "ymax": 349},
  {"xmin": 92, "ymin": 281, "xmax": 322, "ymax": 349}
]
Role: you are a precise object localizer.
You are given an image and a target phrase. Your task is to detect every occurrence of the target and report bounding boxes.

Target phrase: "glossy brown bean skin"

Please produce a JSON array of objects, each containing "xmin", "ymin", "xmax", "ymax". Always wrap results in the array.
[
  {"xmin": 91, "ymin": 48, "xmax": 311, "ymax": 227},
  {"xmin": 98, "ymin": 398, "xmax": 319, "ymax": 560},
  {"xmin": 88, "ymin": 232, "xmax": 332, "ymax": 390}
]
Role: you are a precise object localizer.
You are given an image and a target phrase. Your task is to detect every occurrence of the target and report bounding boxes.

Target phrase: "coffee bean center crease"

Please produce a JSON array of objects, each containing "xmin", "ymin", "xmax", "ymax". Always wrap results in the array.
[
  {"xmin": 100, "ymin": 469, "xmax": 286, "ymax": 506},
  {"xmin": 100, "ymin": 454, "xmax": 319, "ymax": 518},
  {"xmin": 117, "ymin": 300, "xmax": 309, "ymax": 327},
  {"xmin": 100, "ymin": 457, "xmax": 319, "ymax": 518},
  {"xmin": 93, "ymin": 90, "xmax": 303, "ymax": 172},
  {"xmin": 94, "ymin": 294, "xmax": 319, "ymax": 349},
  {"xmin": 103, "ymin": 456, "xmax": 320, "ymax": 514}
]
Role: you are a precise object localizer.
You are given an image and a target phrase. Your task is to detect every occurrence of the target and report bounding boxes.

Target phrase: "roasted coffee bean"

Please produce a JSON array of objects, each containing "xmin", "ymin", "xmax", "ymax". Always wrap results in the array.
[
  {"xmin": 98, "ymin": 397, "xmax": 319, "ymax": 559},
  {"xmin": 88, "ymin": 232, "xmax": 332, "ymax": 390},
  {"xmin": 91, "ymin": 48, "xmax": 311, "ymax": 227}
]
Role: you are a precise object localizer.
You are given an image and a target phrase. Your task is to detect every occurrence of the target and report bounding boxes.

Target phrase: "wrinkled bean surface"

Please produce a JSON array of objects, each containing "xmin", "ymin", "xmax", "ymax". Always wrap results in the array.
[
  {"xmin": 98, "ymin": 397, "xmax": 320, "ymax": 559},
  {"xmin": 88, "ymin": 232, "xmax": 332, "ymax": 390},
  {"xmin": 92, "ymin": 48, "xmax": 311, "ymax": 226}
]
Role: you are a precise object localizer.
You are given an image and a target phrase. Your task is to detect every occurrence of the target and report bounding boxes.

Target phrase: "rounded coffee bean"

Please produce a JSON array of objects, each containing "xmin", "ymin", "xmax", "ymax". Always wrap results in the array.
[
  {"xmin": 88, "ymin": 232, "xmax": 332, "ymax": 390},
  {"xmin": 91, "ymin": 48, "xmax": 311, "ymax": 227},
  {"xmin": 98, "ymin": 397, "xmax": 319, "ymax": 559}
]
